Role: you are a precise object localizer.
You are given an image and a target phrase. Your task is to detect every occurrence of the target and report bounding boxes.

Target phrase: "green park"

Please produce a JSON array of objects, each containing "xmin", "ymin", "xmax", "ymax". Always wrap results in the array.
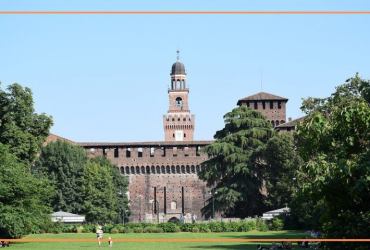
[{"xmin": 1, "ymin": 75, "xmax": 369, "ymax": 249}]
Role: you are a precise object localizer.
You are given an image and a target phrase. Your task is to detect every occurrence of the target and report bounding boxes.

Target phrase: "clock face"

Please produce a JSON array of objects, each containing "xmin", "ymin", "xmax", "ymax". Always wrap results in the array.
[{"xmin": 175, "ymin": 130, "xmax": 184, "ymax": 141}]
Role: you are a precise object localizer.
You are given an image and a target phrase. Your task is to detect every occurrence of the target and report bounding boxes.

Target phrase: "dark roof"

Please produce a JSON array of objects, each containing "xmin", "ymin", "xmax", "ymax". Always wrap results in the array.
[
  {"xmin": 275, "ymin": 116, "xmax": 306, "ymax": 129},
  {"xmin": 78, "ymin": 140, "xmax": 212, "ymax": 148},
  {"xmin": 171, "ymin": 61, "xmax": 186, "ymax": 75},
  {"xmin": 237, "ymin": 92, "xmax": 288, "ymax": 105}
]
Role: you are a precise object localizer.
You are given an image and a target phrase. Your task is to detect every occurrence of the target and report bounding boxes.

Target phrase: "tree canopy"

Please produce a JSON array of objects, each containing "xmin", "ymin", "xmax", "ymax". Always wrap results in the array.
[
  {"xmin": 199, "ymin": 106, "xmax": 274, "ymax": 217},
  {"xmin": 34, "ymin": 140, "xmax": 129, "ymax": 224},
  {"xmin": 294, "ymin": 74, "xmax": 370, "ymax": 240},
  {"xmin": 0, "ymin": 83, "xmax": 53, "ymax": 165},
  {"xmin": 0, "ymin": 144, "xmax": 53, "ymax": 238}
]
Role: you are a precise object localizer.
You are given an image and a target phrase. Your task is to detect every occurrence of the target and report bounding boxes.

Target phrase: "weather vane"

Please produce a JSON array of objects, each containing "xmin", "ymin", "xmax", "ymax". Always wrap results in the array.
[{"xmin": 176, "ymin": 50, "xmax": 180, "ymax": 60}]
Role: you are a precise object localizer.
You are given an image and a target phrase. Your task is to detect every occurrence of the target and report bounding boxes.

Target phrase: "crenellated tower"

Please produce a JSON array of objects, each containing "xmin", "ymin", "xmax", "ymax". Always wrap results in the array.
[{"xmin": 163, "ymin": 51, "xmax": 195, "ymax": 141}]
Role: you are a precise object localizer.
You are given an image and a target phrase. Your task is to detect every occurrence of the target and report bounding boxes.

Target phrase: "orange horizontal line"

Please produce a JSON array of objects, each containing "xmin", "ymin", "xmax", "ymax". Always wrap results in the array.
[
  {"xmin": 0, "ymin": 10, "xmax": 370, "ymax": 15},
  {"xmin": 2, "ymin": 238, "xmax": 370, "ymax": 243}
]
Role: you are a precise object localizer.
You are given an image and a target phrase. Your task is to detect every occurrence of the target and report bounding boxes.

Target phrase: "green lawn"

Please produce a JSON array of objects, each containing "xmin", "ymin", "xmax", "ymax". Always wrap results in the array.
[{"xmin": 8, "ymin": 231, "xmax": 311, "ymax": 250}]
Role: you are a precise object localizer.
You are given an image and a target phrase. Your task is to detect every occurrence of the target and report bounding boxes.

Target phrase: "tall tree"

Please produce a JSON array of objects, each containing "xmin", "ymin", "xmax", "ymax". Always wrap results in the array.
[
  {"xmin": 34, "ymin": 140, "xmax": 86, "ymax": 214},
  {"xmin": 294, "ymin": 74, "xmax": 370, "ymax": 242},
  {"xmin": 263, "ymin": 133, "xmax": 302, "ymax": 210},
  {"xmin": 81, "ymin": 158, "xmax": 118, "ymax": 223},
  {"xmin": 90, "ymin": 157, "xmax": 130, "ymax": 223},
  {"xmin": 0, "ymin": 144, "xmax": 53, "ymax": 238},
  {"xmin": 0, "ymin": 83, "xmax": 53, "ymax": 164},
  {"xmin": 199, "ymin": 106, "xmax": 273, "ymax": 218}
]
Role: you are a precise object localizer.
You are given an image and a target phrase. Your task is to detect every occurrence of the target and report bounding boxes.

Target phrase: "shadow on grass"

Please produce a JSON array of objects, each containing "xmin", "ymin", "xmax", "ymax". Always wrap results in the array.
[
  {"xmin": 188, "ymin": 244, "xmax": 260, "ymax": 250},
  {"xmin": 220, "ymin": 231, "xmax": 308, "ymax": 239}
]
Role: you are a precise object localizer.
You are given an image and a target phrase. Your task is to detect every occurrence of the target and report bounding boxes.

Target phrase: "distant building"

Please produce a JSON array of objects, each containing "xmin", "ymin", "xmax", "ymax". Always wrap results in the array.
[
  {"xmin": 275, "ymin": 116, "xmax": 306, "ymax": 133},
  {"xmin": 237, "ymin": 92, "xmax": 288, "ymax": 127},
  {"xmin": 46, "ymin": 53, "xmax": 303, "ymax": 222},
  {"xmin": 51, "ymin": 211, "xmax": 85, "ymax": 223}
]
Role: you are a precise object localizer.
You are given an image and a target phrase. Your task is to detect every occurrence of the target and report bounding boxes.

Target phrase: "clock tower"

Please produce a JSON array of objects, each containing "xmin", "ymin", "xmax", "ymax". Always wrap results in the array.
[{"xmin": 163, "ymin": 51, "xmax": 195, "ymax": 141}]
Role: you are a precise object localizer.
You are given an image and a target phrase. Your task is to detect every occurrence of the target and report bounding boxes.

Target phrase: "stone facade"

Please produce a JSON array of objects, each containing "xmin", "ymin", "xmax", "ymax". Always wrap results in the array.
[{"xmin": 79, "ymin": 141, "xmax": 211, "ymax": 222}]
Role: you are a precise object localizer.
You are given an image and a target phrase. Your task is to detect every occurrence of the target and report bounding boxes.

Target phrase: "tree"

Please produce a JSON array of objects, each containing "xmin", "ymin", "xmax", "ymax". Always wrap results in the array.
[
  {"xmin": 0, "ymin": 144, "xmax": 53, "ymax": 238},
  {"xmin": 90, "ymin": 157, "xmax": 130, "ymax": 223},
  {"xmin": 199, "ymin": 106, "xmax": 273, "ymax": 218},
  {"xmin": 34, "ymin": 140, "xmax": 86, "ymax": 214},
  {"xmin": 294, "ymin": 74, "xmax": 370, "ymax": 242},
  {"xmin": 263, "ymin": 133, "xmax": 302, "ymax": 210},
  {"xmin": 81, "ymin": 158, "xmax": 118, "ymax": 223},
  {"xmin": 34, "ymin": 141, "xmax": 129, "ymax": 224},
  {"xmin": 0, "ymin": 83, "xmax": 53, "ymax": 165}
]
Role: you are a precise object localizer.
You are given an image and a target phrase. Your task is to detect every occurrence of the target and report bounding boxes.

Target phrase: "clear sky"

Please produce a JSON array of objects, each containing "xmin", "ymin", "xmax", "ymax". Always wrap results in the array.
[{"xmin": 1, "ymin": 1, "xmax": 370, "ymax": 142}]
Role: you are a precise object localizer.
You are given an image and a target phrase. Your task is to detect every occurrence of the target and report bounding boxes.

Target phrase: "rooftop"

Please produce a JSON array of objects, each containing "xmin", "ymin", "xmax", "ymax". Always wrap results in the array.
[{"xmin": 237, "ymin": 92, "xmax": 288, "ymax": 105}]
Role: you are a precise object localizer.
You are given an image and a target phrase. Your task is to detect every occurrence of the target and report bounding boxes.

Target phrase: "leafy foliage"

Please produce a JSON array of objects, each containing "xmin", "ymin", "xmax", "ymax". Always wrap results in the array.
[
  {"xmin": 0, "ymin": 144, "xmax": 53, "ymax": 238},
  {"xmin": 263, "ymin": 133, "xmax": 302, "ymax": 210},
  {"xmin": 34, "ymin": 141, "xmax": 129, "ymax": 224},
  {"xmin": 294, "ymin": 74, "xmax": 370, "ymax": 241},
  {"xmin": 199, "ymin": 106, "xmax": 274, "ymax": 217},
  {"xmin": 0, "ymin": 83, "xmax": 52, "ymax": 164},
  {"xmin": 34, "ymin": 141, "xmax": 86, "ymax": 213}
]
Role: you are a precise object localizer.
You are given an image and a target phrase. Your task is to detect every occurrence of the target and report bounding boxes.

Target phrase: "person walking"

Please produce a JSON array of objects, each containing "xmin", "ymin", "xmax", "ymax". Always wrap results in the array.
[{"xmin": 96, "ymin": 226, "xmax": 104, "ymax": 246}]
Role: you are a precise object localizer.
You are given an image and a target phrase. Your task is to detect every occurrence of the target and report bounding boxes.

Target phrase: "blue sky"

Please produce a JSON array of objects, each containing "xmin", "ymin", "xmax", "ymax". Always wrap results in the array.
[{"xmin": 1, "ymin": 1, "xmax": 370, "ymax": 142}]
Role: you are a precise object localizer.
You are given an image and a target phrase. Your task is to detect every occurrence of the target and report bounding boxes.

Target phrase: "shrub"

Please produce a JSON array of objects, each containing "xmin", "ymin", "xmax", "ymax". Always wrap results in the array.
[
  {"xmin": 133, "ymin": 227, "xmax": 144, "ymax": 233},
  {"xmin": 225, "ymin": 222, "xmax": 239, "ymax": 232},
  {"xmin": 143, "ymin": 227, "xmax": 163, "ymax": 233},
  {"xmin": 209, "ymin": 222, "xmax": 223, "ymax": 232},
  {"xmin": 191, "ymin": 227, "xmax": 200, "ymax": 233},
  {"xmin": 196, "ymin": 223, "xmax": 211, "ymax": 233},
  {"xmin": 239, "ymin": 219, "xmax": 256, "ymax": 232},
  {"xmin": 180, "ymin": 223, "xmax": 195, "ymax": 232},
  {"xmin": 110, "ymin": 227, "xmax": 120, "ymax": 234},
  {"xmin": 256, "ymin": 219, "xmax": 269, "ymax": 232},
  {"xmin": 102, "ymin": 224, "xmax": 114, "ymax": 233},
  {"xmin": 158, "ymin": 223, "xmax": 180, "ymax": 233},
  {"xmin": 123, "ymin": 227, "xmax": 133, "ymax": 234},
  {"xmin": 270, "ymin": 218, "xmax": 284, "ymax": 231}
]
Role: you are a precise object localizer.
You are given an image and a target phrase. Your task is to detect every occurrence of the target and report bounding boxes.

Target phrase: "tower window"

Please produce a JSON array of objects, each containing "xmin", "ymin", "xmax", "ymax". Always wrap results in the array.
[
  {"xmin": 114, "ymin": 147, "xmax": 119, "ymax": 158},
  {"xmin": 126, "ymin": 148, "xmax": 131, "ymax": 158},
  {"xmin": 278, "ymin": 101, "xmax": 282, "ymax": 109},
  {"xmin": 162, "ymin": 147, "xmax": 166, "ymax": 157},
  {"xmin": 262, "ymin": 101, "xmax": 266, "ymax": 109},
  {"xmin": 176, "ymin": 97, "xmax": 183, "ymax": 108},
  {"xmin": 196, "ymin": 146, "xmax": 201, "ymax": 156},
  {"xmin": 184, "ymin": 133, "xmax": 186, "ymax": 138},
  {"xmin": 254, "ymin": 101, "xmax": 258, "ymax": 109},
  {"xmin": 150, "ymin": 147, "xmax": 155, "ymax": 157},
  {"xmin": 246, "ymin": 102, "xmax": 250, "ymax": 108},
  {"xmin": 270, "ymin": 101, "xmax": 274, "ymax": 109},
  {"xmin": 173, "ymin": 147, "xmax": 177, "ymax": 157},
  {"xmin": 138, "ymin": 148, "xmax": 143, "ymax": 158}
]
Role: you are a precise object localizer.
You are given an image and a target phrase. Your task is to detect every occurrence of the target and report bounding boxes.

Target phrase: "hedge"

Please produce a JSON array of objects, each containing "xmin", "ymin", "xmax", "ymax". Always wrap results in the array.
[{"xmin": 37, "ymin": 218, "xmax": 283, "ymax": 234}]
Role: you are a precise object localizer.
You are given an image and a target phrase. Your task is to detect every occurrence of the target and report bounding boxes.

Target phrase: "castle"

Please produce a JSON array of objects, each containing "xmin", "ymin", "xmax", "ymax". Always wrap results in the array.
[{"xmin": 48, "ymin": 53, "xmax": 298, "ymax": 222}]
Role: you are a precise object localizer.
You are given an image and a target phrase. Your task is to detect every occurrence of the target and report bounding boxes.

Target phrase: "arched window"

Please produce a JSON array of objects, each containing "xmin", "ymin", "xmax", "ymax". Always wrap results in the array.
[
  {"xmin": 276, "ymin": 120, "xmax": 280, "ymax": 126},
  {"xmin": 176, "ymin": 97, "xmax": 183, "ymax": 108},
  {"xmin": 125, "ymin": 166, "xmax": 130, "ymax": 175}
]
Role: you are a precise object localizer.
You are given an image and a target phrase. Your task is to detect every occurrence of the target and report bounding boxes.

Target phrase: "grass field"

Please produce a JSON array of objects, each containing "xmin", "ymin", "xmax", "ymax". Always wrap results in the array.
[{"xmin": 6, "ymin": 231, "xmax": 312, "ymax": 250}]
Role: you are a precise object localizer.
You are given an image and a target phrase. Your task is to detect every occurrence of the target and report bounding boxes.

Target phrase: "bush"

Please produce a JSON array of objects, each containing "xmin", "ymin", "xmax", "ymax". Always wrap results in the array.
[
  {"xmin": 209, "ymin": 222, "xmax": 223, "ymax": 232},
  {"xmin": 123, "ymin": 227, "xmax": 133, "ymax": 234},
  {"xmin": 256, "ymin": 219, "xmax": 269, "ymax": 232},
  {"xmin": 196, "ymin": 223, "xmax": 211, "ymax": 233},
  {"xmin": 191, "ymin": 227, "xmax": 200, "ymax": 233},
  {"xmin": 158, "ymin": 223, "xmax": 180, "ymax": 233},
  {"xmin": 110, "ymin": 227, "xmax": 120, "ymax": 234},
  {"xmin": 180, "ymin": 223, "xmax": 195, "ymax": 232},
  {"xmin": 225, "ymin": 222, "xmax": 239, "ymax": 232},
  {"xmin": 270, "ymin": 218, "xmax": 284, "ymax": 231},
  {"xmin": 239, "ymin": 219, "xmax": 256, "ymax": 232},
  {"xmin": 133, "ymin": 227, "xmax": 144, "ymax": 233},
  {"xmin": 143, "ymin": 227, "xmax": 163, "ymax": 233}
]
